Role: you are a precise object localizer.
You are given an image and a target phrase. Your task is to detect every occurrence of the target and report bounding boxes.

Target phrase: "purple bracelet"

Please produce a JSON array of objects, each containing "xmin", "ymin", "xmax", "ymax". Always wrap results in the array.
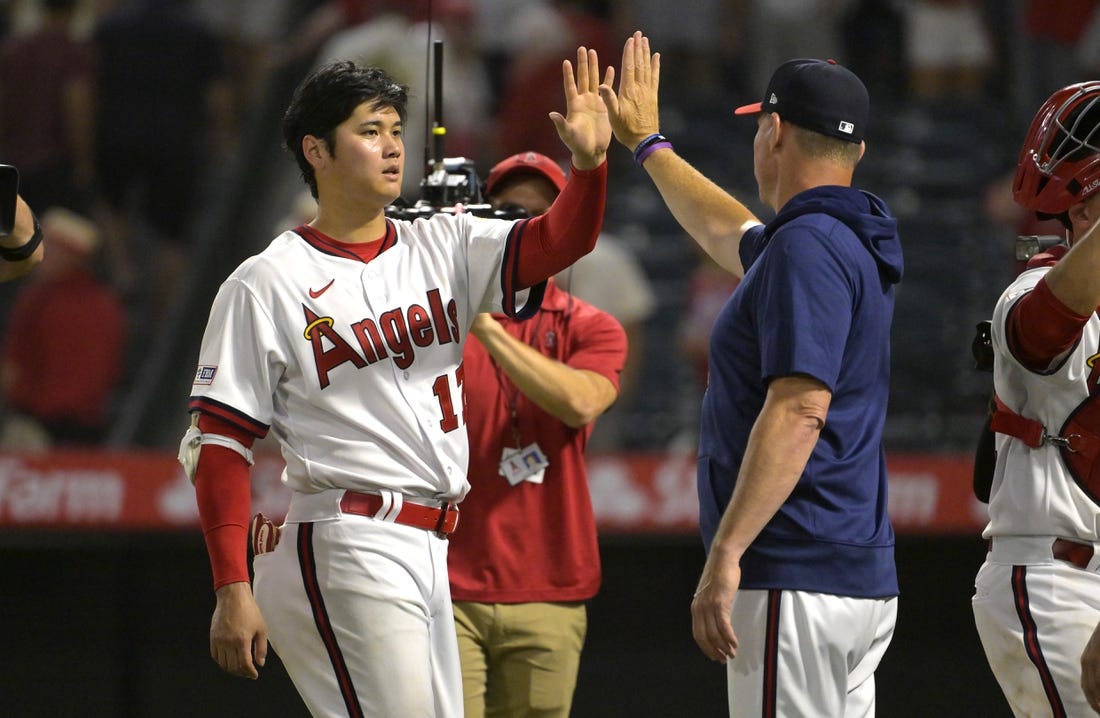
[
  {"xmin": 632, "ymin": 133, "xmax": 664, "ymax": 162},
  {"xmin": 635, "ymin": 140, "xmax": 673, "ymax": 166}
]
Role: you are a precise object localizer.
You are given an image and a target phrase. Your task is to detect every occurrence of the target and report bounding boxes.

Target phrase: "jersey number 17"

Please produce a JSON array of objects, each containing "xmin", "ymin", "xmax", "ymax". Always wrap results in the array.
[{"xmin": 432, "ymin": 364, "xmax": 467, "ymax": 433}]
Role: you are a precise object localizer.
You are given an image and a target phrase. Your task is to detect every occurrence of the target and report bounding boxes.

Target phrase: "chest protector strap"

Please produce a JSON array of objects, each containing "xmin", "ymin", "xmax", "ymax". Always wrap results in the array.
[
  {"xmin": 992, "ymin": 394, "xmax": 1100, "ymax": 501},
  {"xmin": 990, "ymin": 396, "xmax": 1045, "ymax": 447}
]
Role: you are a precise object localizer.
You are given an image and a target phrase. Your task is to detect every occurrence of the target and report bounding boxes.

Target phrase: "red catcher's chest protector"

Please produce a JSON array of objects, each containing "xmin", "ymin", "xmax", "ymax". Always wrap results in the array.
[
  {"xmin": 992, "ymin": 393, "xmax": 1100, "ymax": 504},
  {"xmin": 1058, "ymin": 396, "xmax": 1100, "ymax": 502}
]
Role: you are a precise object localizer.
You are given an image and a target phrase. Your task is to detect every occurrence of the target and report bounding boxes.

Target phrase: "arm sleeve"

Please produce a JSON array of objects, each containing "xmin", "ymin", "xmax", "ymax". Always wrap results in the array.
[
  {"xmin": 1005, "ymin": 275, "xmax": 1090, "ymax": 372},
  {"xmin": 515, "ymin": 162, "xmax": 606, "ymax": 287},
  {"xmin": 194, "ymin": 413, "xmax": 257, "ymax": 589}
]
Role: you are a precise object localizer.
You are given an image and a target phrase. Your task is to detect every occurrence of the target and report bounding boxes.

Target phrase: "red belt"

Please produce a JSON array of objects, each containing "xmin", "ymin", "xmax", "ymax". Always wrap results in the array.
[
  {"xmin": 339, "ymin": 491, "xmax": 460, "ymax": 537},
  {"xmin": 1053, "ymin": 538, "xmax": 1094, "ymax": 569}
]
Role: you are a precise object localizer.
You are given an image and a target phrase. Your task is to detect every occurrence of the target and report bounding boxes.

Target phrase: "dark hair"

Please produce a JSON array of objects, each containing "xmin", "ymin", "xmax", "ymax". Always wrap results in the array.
[{"xmin": 282, "ymin": 61, "xmax": 409, "ymax": 198}]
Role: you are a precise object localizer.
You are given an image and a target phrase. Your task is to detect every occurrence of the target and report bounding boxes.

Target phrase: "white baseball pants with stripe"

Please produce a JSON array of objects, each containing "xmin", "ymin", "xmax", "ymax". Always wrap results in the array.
[
  {"xmin": 726, "ymin": 589, "xmax": 897, "ymax": 718},
  {"xmin": 253, "ymin": 513, "xmax": 462, "ymax": 718},
  {"xmin": 974, "ymin": 549, "xmax": 1100, "ymax": 718}
]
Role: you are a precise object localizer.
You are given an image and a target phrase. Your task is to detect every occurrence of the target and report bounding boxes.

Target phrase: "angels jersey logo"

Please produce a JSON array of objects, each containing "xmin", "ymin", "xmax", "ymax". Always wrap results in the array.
[
  {"xmin": 1088, "ymin": 351, "xmax": 1100, "ymax": 396},
  {"xmin": 302, "ymin": 288, "xmax": 460, "ymax": 389}
]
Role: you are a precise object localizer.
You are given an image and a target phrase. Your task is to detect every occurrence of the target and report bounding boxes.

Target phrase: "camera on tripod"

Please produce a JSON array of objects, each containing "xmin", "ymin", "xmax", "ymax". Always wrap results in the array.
[
  {"xmin": 384, "ymin": 156, "xmax": 529, "ymax": 221},
  {"xmin": 421, "ymin": 156, "xmax": 480, "ymax": 208},
  {"xmin": 385, "ymin": 156, "xmax": 514, "ymax": 220},
  {"xmin": 384, "ymin": 41, "xmax": 527, "ymax": 223}
]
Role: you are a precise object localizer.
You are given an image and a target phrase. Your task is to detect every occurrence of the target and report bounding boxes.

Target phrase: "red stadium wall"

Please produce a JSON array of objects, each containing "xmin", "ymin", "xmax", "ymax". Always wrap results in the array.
[{"xmin": 0, "ymin": 450, "xmax": 1006, "ymax": 717}]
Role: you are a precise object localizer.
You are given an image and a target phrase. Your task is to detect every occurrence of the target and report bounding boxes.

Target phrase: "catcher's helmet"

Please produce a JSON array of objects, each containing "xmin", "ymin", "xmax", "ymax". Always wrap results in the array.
[{"xmin": 1014, "ymin": 81, "xmax": 1100, "ymax": 214}]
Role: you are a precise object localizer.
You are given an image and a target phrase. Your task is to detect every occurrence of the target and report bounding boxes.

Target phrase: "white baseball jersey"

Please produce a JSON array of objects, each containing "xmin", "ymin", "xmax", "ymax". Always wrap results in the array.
[
  {"xmin": 189, "ymin": 213, "xmax": 538, "ymax": 502},
  {"xmin": 973, "ymin": 263, "xmax": 1100, "ymax": 718},
  {"xmin": 190, "ymin": 212, "xmax": 542, "ymax": 718},
  {"xmin": 985, "ymin": 264, "xmax": 1100, "ymax": 540}
]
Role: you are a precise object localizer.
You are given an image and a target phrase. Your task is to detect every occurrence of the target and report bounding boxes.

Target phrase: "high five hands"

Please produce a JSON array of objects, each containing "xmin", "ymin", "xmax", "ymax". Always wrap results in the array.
[
  {"xmin": 550, "ymin": 46, "xmax": 614, "ymax": 170},
  {"xmin": 550, "ymin": 32, "xmax": 663, "ymax": 169},
  {"xmin": 599, "ymin": 31, "xmax": 662, "ymax": 153}
]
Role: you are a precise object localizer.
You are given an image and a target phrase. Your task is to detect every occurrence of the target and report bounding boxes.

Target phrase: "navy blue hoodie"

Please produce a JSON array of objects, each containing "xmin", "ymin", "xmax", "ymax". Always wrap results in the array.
[{"xmin": 697, "ymin": 185, "xmax": 903, "ymax": 598}]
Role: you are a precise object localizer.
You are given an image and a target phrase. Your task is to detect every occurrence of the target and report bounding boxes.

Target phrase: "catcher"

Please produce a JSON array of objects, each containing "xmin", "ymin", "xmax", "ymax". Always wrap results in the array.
[{"xmin": 973, "ymin": 81, "xmax": 1100, "ymax": 717}]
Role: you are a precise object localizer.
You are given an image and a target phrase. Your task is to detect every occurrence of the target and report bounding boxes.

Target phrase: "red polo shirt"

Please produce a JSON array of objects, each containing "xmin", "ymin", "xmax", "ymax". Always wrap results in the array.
[
  {"xmin": 3, "ymin": 269, "xmax": 126, "ymax": 429},
  {"xmin": 448, "ymin": 280, "xmax": 626, "ymax": 603}
]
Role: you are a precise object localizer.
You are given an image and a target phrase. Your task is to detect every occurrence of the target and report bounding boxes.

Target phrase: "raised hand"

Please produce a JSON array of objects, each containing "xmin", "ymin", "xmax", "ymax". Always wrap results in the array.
[
  {"xmin": 599, "ymin": 31, "xmax": 662, "ymax": 152},
  {"xmin": 549, "ymin": 46, "xmax": 614, "ymax": 170}
]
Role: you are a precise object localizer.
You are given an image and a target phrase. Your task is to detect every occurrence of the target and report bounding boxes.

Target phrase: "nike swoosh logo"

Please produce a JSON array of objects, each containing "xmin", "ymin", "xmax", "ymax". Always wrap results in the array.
[{"xmin": 309, "ymin": 278, "xmax": 335, "ymax": 298}]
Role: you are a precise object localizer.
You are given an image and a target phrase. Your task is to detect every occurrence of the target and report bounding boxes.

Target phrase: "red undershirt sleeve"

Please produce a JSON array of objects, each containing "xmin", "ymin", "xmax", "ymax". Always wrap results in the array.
[
  {"xmin": 516, "ymin": 161, "xmax": 607, "ymax": 287},
  {"xmin": 1006, "ymin": 275, "xmax": 1091, "ymax": 372},
  {"xmin": 194, "ymin": 413, "xmax": 258, "ymax": 590}
]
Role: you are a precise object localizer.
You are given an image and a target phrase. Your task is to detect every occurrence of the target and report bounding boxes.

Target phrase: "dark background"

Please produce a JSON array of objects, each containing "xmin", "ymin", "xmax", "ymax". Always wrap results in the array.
[{"xmin": 0, "ymin": 532, "xmax": 1008, "ymax": 717}]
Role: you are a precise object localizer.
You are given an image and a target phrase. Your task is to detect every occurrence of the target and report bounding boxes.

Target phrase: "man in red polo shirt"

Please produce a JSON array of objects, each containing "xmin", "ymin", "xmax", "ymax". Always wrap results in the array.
[{"xmin": 448, "ymin": 151, "xmax": 627, "ymax": 718}]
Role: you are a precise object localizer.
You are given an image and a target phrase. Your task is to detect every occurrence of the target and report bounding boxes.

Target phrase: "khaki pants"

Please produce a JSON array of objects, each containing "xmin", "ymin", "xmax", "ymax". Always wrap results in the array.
[{"xmin": 453, "ymin": 601, "xmax": 587, "ymax": 718}]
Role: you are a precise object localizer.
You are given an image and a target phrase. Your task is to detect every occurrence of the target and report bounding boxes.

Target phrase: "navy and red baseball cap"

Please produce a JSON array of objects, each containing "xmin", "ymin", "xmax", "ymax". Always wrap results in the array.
[
  {"xmin": 484, "ymin": 151, "xmax": 567, "ymax": 198},
  {"xmin": 734, "ymin": 58, "xmax": 869, "ymax": 144}
]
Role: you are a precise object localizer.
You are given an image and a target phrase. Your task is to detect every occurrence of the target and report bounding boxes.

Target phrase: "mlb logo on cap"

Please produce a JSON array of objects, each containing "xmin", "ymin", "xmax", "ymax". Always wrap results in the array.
[{"xmin": 734, "ymin": 58, "xmax": 869, "ymax": 144}]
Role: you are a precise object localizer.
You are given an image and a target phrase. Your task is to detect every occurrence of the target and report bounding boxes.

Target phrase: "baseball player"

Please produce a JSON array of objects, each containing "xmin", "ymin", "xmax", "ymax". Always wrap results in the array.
[
  {"xmin": 447, "ymin": 151, "xmax": 627, "ymax": 718},
  {"xmin": 600, "ymin": 34, "xmax": 901, "ymax": 717},
  {"xmin": 973, "ymin": 81, "xmax": 1100, "ymax": 718},
  {"xmin": 181, "ymin": 50, "xmax": 612, "ymax": 718}
]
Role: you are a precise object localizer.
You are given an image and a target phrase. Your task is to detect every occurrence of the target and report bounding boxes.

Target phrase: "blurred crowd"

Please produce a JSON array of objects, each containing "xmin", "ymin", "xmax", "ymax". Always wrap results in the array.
[{"xmin": 0, "ymin": 0, "xmax": 1097, "ymax": 451}]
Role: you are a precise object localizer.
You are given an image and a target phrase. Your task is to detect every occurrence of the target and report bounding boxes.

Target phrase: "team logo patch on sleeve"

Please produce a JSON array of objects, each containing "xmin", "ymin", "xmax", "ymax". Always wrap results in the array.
[{"xmin": 194, "ymin": 365, "xmax": 218, "ymax": 385}]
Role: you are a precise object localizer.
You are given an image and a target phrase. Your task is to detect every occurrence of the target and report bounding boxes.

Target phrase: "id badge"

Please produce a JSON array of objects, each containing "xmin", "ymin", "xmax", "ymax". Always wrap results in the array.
[{"xmin": 499, "ymin": 443, "xmax": 549, "ymax": 486}]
